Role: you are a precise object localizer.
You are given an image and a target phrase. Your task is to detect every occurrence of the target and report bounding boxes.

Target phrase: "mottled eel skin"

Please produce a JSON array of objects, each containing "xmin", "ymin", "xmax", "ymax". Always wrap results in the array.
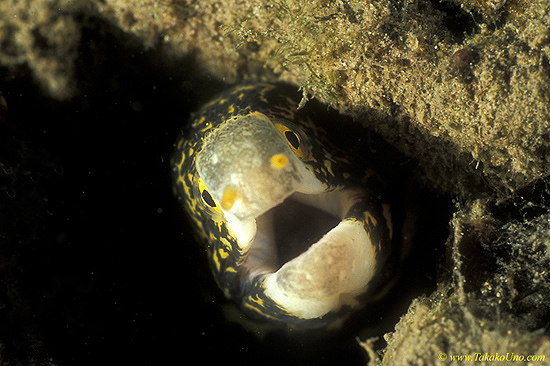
[{"xmin": 172, "ymin": 83, "xmax": 393, "ymax": 327}]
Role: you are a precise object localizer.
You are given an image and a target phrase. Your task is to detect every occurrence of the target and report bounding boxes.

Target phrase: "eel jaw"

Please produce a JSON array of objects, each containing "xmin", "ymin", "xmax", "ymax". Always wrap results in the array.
[
  {"xmin": 239, "ymin": 189, "xmax": 377, "ymax": 320},
  {"xmin": 195, "ymin": 112, "xmax": 378, "ymax": 319},
  {"xmin": 264, "ymin": 218, "xmax": 375, "ymax": 319}
]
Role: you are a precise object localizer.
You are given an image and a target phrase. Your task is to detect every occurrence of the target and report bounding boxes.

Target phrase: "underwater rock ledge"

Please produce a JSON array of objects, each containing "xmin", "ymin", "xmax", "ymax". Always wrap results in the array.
[{"xmin": 1, "ymin": 0, "xmax": 549, "ymax": 365}]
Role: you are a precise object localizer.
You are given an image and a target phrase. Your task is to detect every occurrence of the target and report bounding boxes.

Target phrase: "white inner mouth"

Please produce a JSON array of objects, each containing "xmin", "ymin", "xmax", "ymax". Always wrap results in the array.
[
  {"xmin": 238, "ymin": 190, "xmax": 377, "ymax": 319},
  {"xmin": 244, "ymin": 192, "xmax": 342, "ymax": 278}
]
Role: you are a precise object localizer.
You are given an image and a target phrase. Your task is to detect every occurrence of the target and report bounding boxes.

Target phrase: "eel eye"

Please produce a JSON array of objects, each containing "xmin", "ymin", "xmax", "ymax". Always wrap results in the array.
[
  {"xmin": 284, "ymin": 130, "xmax": 300, "ymax": 149},
  {"xmin": 274, "ymin": 122, "xmax": 311, "ymax": 159},
  {"xmin": 201, "ymin": 189, "xmax": 216, "ymax": 207},
  {"xmin": 196, "ymin": 176, "xmax": 223, "ymax": 216}
]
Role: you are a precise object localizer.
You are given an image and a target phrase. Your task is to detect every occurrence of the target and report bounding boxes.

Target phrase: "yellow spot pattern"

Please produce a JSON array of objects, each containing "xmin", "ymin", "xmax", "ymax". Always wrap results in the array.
[
  {"xmin": 171, "ymin": 83, "xmax": 390, "ymax": 325},
  {"xmin": 365, "ymin": 212, "xmax": 378, "ymax": 227}
]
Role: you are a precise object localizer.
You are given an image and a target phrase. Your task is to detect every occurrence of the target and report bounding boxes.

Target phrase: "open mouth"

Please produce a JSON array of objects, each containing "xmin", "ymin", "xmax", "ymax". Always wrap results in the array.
[
  {"xmin": 271, "ymin": 194, "xmax": 341, "ymax": 266},
  {"xmin": 243, "ymin": 192, "xmax": 342, "ymax": 277},
  {"xmin": 193, "ymin": 112, "xmax": 379, "ymax": 319},
  {"xmin": 239, "ymin": 189, "xmax": 378, "ymax": 319}
]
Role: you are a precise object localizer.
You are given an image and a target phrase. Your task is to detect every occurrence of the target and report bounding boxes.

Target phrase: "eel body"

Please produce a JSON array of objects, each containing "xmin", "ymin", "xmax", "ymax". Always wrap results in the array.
[{"xmin": 172, "ymin": 83, "xmax": 393, "ymax": 326}]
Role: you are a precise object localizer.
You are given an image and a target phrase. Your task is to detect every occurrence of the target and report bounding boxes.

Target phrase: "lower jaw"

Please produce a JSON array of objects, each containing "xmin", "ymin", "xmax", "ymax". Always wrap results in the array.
[{"xmin": 236, "ymin": 189, "xmax": 381, "ymax": 320}]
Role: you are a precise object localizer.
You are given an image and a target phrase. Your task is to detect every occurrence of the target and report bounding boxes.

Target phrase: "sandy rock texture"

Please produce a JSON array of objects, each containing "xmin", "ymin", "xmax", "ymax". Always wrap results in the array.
[
  {"xmin": 1, "ymin": 0, "xmax": 549, "ymax": 364},
  {"xmin": 2, "ymin": 0, "xmax": 549, "ymax": 192}
]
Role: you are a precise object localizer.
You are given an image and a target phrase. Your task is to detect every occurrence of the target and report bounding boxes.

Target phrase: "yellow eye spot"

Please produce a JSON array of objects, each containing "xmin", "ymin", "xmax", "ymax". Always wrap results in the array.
[
  {"xmin": 221, "ymin": 186, "xmax": 240, "ymax": 210},
  {"xmin": 270, "ymin": 154, "xmax": 289, "ymax": 169}
]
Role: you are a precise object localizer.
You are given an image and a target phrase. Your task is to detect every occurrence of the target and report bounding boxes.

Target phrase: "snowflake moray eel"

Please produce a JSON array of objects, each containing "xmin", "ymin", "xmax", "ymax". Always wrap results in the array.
[{"xmin": 172, "ymin": 83, "xmax": 395, "ymax": 327}]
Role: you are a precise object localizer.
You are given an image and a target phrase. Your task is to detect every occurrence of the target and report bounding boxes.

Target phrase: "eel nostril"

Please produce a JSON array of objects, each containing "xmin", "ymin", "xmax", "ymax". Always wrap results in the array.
[
  {"xmin": 221, "ymin": 186, "xmax": 240, "ymax": 210},
  {"xmin": 270, "ymin": 153, "xmax": 289, "ymax": 170}
]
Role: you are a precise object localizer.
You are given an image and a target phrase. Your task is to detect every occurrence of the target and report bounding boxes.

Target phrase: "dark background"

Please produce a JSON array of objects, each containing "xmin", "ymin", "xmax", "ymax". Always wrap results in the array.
[{"xmin": 0, "ymin": 20, "xmax": 450, "ymax": 366}]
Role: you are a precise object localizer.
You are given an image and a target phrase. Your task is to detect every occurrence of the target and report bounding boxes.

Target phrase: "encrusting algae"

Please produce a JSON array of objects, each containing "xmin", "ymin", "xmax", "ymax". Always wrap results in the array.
[{"xmin": 0, "ymin": 0, "xmax": 549, "ymax": 364}]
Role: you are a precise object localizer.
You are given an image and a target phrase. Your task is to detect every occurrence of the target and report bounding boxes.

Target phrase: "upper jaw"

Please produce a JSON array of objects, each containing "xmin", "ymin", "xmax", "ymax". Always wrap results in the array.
[{"xmin": 196, "ymin": 112, "xmax": 323, "ymax": 224}]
